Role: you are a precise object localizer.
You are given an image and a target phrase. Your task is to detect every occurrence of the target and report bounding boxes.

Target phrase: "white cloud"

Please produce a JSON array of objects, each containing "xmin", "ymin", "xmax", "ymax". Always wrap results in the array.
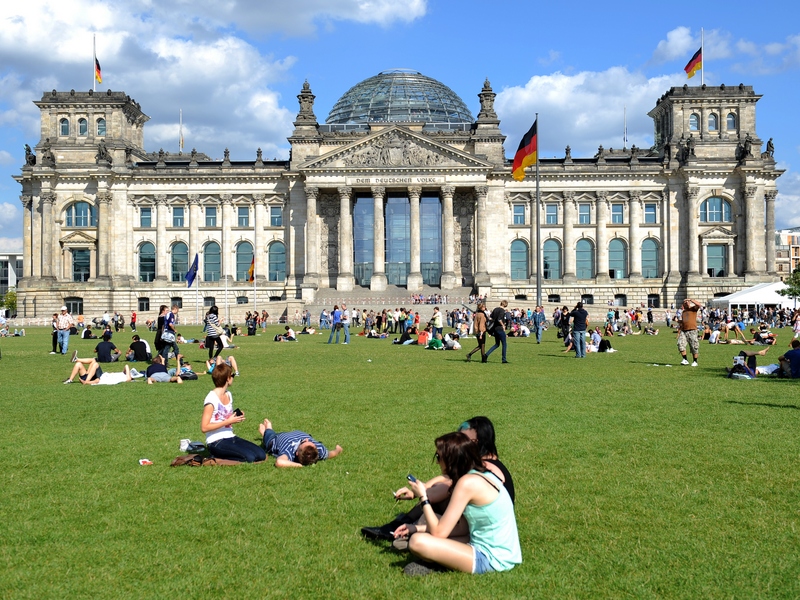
[
  {"xmin": 496, "ymin": 67, "xmax": 684, "ymax": 158},
  {"xmin": 0, "ymin": 151, "xmax": 14, "ymax": 165},
  {"xmin": 0, "ymin": 237, "xmax": 23, "ymax": 253},
  {"xmin": 776, "ymin": 169, "xmax": 800, "ymax": 230},
  {"xmin": 652, "ymin": 26, "xmax": 695, "ymax": 63}
]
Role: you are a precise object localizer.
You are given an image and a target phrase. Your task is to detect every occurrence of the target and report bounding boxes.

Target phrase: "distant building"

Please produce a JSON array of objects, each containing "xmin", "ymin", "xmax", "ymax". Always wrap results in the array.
[
  {"xmin": 14, "ymin": 73, "xmax": 782, "ymax": 317},
  {"xmin": 775, "ymin": 228, "xmax": 800, "ymax": 275},
  {"xmin": 0, "ymin": 252, "xmax": 22, "ymax": 299}
]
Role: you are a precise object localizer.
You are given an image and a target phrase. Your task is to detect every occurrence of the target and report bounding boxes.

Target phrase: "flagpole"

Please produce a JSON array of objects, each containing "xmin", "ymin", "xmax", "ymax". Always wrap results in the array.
[
  {"xmin": 535, "ymin": 112, "xmax": 541, "ymax": 307},
  {"xmin": 196, "ymin": 269, "xmax": 200, "ymax": 325},
  {"xmin": 179, "ymin": 109, "xmax": 183, "ymax": 154},
  {"xmin": 225, "ymin": 274, "xmax": 229, "ymax": 325},
  {"xmin": 701, "ymin": 28, "xmax": 704, "ymax": 86},
  {"xmin": 93, "ymin": 35, "xmax": 97, "ymax": 92},
  {"xmin": 623, "ymin": 106, "xmax": 627, "ymax": 150}
]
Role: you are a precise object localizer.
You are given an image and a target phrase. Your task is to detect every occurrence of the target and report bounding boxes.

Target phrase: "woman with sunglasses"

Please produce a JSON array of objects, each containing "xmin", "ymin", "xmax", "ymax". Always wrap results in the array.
[{"xmin": 394, "ymin": 432, "xmax": 521, "ymax": 575}]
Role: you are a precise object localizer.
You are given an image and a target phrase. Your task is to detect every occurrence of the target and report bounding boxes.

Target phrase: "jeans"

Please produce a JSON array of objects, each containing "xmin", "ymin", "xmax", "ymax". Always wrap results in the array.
[
  {"xmin": 328, "ymin": 324, "xmax": 341, "ymax": 343},
  {"xmin": 262, "ymin": 428, "xmax": 277, "ymax": 453},
  {"xmin": 209, "ymin": 436, "xmax": 266, "ymax": 463},
  {"xmin": 57, "ymin": 329, "xmax": 71, "ymax": 354},
  {"xmin": 484, "ymin": 329, "xmax": 507, "ymax": 362},
  {"xmin": 535, "ymin": 326, "xmax": 543, "ymax": 343},
  {"xmin": 205, "ymin": 335, "xmax": 224, "ymax": 359},
  {"xmin": 342, "ymin": 322, "xmax": 350, "ymax": 343},
  {"xmin": 573, "ymin": 330, "xmax": 587, "ymax": 358},
  {"xmin": 160, "ymin": 340, "xmax": 179, "ymax": 362}
]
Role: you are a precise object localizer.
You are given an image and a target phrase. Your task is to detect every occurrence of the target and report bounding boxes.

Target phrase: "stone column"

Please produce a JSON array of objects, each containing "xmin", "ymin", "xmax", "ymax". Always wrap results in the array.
[
  {"xmin": 31, "ymin": 195, "xmax": 41, "ymax": 278},
  {"xmin": 595, "ymin": 191, "xmax": 609, "ymax": 282},
  {"xmin": 336, "ymin": 186, "xmax": 354, "ymax": 291},
  {"xmin": 562, "ymin": 191, "xmax": 576, "ymax": 282},
  {"xmin": 96, "ymin": 192, "xmax": 112, "ymax": 279},
  {"xmin": 702, "ymin": 242, "xmax": 708, "ymax": 276},
  {"xmin": 253, "ymin": 194, "xmax": 266, "ymax": 281},
  {"xmin": 154, "ymin": 194, "xmax": 168, "ymax": 280},
  {"xmin": 744, "ymin": 185, "xmax": 759, "ymax": 276},
  {"xmin": 407, "ymin": 186, "xmax": 423, "ymax": 291},
  {"xmin": 440, "ymin": 185, "xmax": 457, "ymax": 289},
  {"xmin": 188, "ymin": 195, "xmax": 200, "ymax": 266},
  {"xmin": 686, "ymin": 186, "xmax": 700, "ymax": 278},
  {"xmin": 628, "ymin": 191, "xmax": 643, "ymax": 280},
  {"xmin": 303, "ymin": 186, "xmax": 319, "ymax": 286},
  {"xmin": 370, "ymin": 186, "xmax": 387, "ymax": 291},
  {"xmin": 220, "ymin": 194, "xmax": 233, "ymax": 281},
  {"xmin": 21, "ymin": 195, "xmax": 32, "ymax": 279},
  {"xmin": 472, "ymin": 186, "xmax": 490, "ymax": 288},
  {"xmin": 529, "ymin": 192, "xmax": 538, "ymax": 282},
  {"xmin": 727, "ymin": 241, "xmax": 735, "ymax": 277},
  {"xmin": 765, "ymin": 190, "xmax": 777, "ymax": 274},
  {"xmin": 41, "ymin": 193, "xmax": 56, "ymax": 279},
  {"xmin": 126, "ymin": 196, "xmax": 135, "ymax": 281}
]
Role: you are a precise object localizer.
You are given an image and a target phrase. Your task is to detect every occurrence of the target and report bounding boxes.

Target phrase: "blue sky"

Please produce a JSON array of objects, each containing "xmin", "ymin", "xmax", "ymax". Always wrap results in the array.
[{"xmin": 1, "ymin": 0, "xmax": 799, "ymax": 252}]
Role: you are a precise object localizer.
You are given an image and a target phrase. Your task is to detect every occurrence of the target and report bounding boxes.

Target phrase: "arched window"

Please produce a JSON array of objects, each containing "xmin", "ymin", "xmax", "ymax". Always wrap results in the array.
[
  {"xmin": 689, "ymin": 113, "xmax": 699, "ymax": 131},
  {"xmin": 236, "ymin": 242, "xmax": 254, "ymax": 281},
  {"xmin": 700, "ymin": 197, "xmax": 732, "ymax": 222},
  {"xmin": 171, "ymin": 242, "xmax": 189, "ymax": 282},
  {"xmin": 510, "ymin": 240, "xmax": 528, "ymax": 280},
  {"xmin": 65, "ymin": 202, "xmax": 97, "ymax": 227},
  {"xmin": 59, "ymin": 118, "xmax": 70, "ymax": 136},
  {"xmin": 608, "ymin": 239, "xmax": 628, "ymax": 279},
  {"xmin": 642, "ymin": 238, "xmax": 660, "ymax": 278},
  {"xmin": 204, "ymin": 242, "xmax": 220, "ymax": 282},
  {"xmin": 139, "ymin": 242, "xmax": 156, "ymax": 282},
  {"xmin": 268, "ymin": 241, "xmax": 286, "ymax": 282},
  {"xmin": 708, "ymin": 113, "xmax": 718, "ymax": 131},
  {"xmin": 726, "ymin": 113, "xmax": 736, "ymax": 130},
  {"xmin": 96, "ymin": 118, "xmax": 106, "ymax": 136},
  {"xmin": 542, "ymin": 239, "xmax": 561, "ymax": 280},
  {"xmin": 576, "ymin": 239, "xmax": 595, "ymax": 279},
  {"xmin": 78, "ymin": 118, "xmax": 88, "ymax": 136}
]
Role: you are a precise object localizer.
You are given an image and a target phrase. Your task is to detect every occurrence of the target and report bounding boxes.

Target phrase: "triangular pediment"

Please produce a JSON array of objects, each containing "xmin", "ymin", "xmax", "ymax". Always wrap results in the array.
[
  {"xmin": 60, "ymin": 230, "xmax": 97, "ymax": 245},
  {"xmin": 300, "ymin": 126, "xmax": 492, "ymax": 171},
  {"xmin": 699, "ymin": 225, "xmax": 736, "ymax": 241}
]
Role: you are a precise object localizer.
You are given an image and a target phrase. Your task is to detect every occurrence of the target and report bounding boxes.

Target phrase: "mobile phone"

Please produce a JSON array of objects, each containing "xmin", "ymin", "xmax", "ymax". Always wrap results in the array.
[
  {"xmin": 233, "ymin": 408, "xmax": 243, "ymax": 417},
  {"xmin": 407, "ymin": 474, "xmax": 417, "ymax": 483}
]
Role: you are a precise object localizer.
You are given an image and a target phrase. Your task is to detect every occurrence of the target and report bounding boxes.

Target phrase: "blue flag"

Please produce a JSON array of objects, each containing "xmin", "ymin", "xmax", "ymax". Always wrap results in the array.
[{"xmin": 186, "ymin": 253, "xmax": 199, "ymax": 288}]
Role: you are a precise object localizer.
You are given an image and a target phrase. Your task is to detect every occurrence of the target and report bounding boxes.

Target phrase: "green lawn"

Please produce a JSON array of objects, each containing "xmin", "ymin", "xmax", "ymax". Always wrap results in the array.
[{"xmin": 1, "ymin": 325, "xmax": 798, "ymax": 599}]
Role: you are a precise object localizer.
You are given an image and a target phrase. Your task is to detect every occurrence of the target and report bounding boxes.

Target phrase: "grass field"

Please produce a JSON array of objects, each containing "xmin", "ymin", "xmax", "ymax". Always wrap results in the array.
[{"xmin": 1, "ymin": 324, "xmax": 799, "ymax": 599}]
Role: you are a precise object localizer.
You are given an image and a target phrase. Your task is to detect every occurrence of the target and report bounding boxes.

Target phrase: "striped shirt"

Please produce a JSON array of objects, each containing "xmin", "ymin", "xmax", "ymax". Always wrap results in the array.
[
  {"xmin": 205, "ymin": 313, "xmax": 221, "ymax": 337},
  {"xmin": 266, "ymin": 430, "xmax": 328, "ymax": 463}
]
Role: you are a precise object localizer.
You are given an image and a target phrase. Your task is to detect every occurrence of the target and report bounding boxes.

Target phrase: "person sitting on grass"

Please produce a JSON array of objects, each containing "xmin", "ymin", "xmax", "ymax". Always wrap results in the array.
[
  {"xmin": 63, "ymin": 359, "xmax": 134, "ymax": 385},
  {"xmin": 81, "ymin": 324, "xmax": 98, "ymax": 340},
  {"xmin": 146, "ymin": 355, "xmax": 183, "ymax": 384},
  {"xmin": 274, "ymin": 326, "xmax": 296, "ymax": 342},
  {"xmin": 127, "ymin": 335, "xmax": 151, "ymax": 362},
  {"xmin": 93, "ymin": 332, "xmax": 121, "ymax": 362},
  {"xmin": 200, "ymin": 362, "xmax": 265, "ymax": 463},
  {"xmin": 258, "ymin": 418, "xmax": 342, "ymax": 468},
  {"xmin": 748, "ymin": 327, "xmax": 776, "ymax": 345},
  {"xmin": 393, "ymin": 327, "xmax": 416, "ymax": 345},
  {"xmin": 206, "ymin": 355, "xmax": 239, "ymax": 377},
  {"xmin": 392, "ymin": 431, "xmax": 521, "ymax": 576}
]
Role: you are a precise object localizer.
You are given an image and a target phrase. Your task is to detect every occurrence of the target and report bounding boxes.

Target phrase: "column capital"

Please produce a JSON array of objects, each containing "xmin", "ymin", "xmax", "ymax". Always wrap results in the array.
[
  {"xmin": 154, "ymin": 194, "xmax": 168, "ymax": 205},
  {"xmin": 474, "ymin": 185, "xmax": 488, "ymax": 199},
  {"xmin": 629, "ymin": 190, "xmax": 642, "ymax": 201},
  {"xmin": 764, "ymin": 189, "xmax": 778, "ymax": 202},
  {"xmin": 684, "ymin": 186, "xmax": 699, "ymax": 201},
  {"xmin": 220, "ymin": 193, "xmax": 233, "ymax": 204},
  {"xmin": 41, "ymin": 192, "xmax": 57, "ymax": 205},
  {"xmin": 744, "ymin": 185, "xmax": 757, "ymax": 200},
  {"xmin": 408, "ymin": 186, "xmax": 422, "ymax": 199},
  {"xmin": 187, "ymin": 194, "xmax": 201, "ymax": 205},
  {"xmin": 20, "ymin": 194, "xmax": 32, "ymax": 209},
  {"xmin": 305, "ymin": 186, "xmax": 319, "ymax": 200},
  {"xmin": 337, "ymin": 186, "xmax": 352, "ymax": 199},
  {"xmin": 595, "ymin": 190, "xmax": 607, "ymax": 200},
  {"xmin": 371, "ymin": 186, "xmax": 385, "ymax": 199},
  {"xmin": 97, "ymin": 192, "xmax": 112, "ymax": 204},
  {"xmin": 441, "ymin": 185, "xmax": 455, "ymax": 198}
]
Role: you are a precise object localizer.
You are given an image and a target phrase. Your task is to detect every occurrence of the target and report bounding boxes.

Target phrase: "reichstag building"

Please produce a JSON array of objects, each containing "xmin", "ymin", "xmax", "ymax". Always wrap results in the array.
[{"xmin": 15, "ymin": 69, "xmax": 781, "ymax": 317}]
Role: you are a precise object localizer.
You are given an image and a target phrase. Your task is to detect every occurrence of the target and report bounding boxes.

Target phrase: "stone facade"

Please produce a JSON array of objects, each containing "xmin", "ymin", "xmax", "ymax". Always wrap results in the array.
[{"xmin": 14, "ymin": 79, "xmax": 782, "ymax": 319}]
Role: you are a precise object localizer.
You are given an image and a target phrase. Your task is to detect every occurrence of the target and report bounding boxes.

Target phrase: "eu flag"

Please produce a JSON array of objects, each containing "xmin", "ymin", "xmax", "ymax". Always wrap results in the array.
[{"xmin": 186, "ymin": 253, "xmax": 199, "ymax": 288}]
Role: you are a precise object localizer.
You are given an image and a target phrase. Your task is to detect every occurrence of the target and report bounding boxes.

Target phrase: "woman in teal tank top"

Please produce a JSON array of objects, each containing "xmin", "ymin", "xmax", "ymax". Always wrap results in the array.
[{"xmin": 393, "ymin": 431, "xmax": 522, "ymax": 574}]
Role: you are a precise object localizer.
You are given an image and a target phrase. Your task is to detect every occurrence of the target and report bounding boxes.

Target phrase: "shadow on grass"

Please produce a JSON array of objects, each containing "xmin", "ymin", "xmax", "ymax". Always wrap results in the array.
[{"xmin": 725, "ymin": 400, "xmax": 800, "ymax": 410}]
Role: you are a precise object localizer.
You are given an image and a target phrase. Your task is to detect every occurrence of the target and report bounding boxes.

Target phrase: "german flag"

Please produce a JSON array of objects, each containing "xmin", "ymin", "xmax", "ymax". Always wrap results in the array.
[
  {"xmin": 95, "ymin": 58, "xmax": 102, "ymax": 84},
  {"xmin": 247, "ymin": 256, "xmax": 255, "ymax": 282},
  {"xmin": 684, "ymin": 48, "xmax": 702, "ymax": 79},
  {"xmin": 512, "ymin": 119, "xmax": 537, "ymax": 181}
]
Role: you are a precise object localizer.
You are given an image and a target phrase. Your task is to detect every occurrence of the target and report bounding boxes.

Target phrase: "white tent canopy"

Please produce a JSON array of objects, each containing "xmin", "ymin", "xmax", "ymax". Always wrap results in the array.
[{"xmin": 709, "ymin": 281, "xmax": 790, "ymax": 310}]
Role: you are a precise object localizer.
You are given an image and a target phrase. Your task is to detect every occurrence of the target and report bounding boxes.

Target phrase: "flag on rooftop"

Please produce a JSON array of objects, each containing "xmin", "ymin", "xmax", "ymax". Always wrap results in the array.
[
  {"xmin": 185, "ymin": 253, "xmax": 198, "ymax": 288},
  {"xmin": 247, "ymin": 256, "xmax": 255, "ymax": 282},
  {"xmin": 684, "ymin": 48, "xmax": 702, "ymax": 79},
  {"xmin": 95, "ymin": 58, "xmax": 102, "ymax": 84},
  {"xmin": 512, "ymin": 119, "xmax": 538, "ymax": 181}
]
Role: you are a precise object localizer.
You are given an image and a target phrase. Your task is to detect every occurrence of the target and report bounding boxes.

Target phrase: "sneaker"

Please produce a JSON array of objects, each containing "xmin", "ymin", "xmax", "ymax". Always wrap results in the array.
[
  {"xmin": 403, "ymin": 561, "xmax": 439, "ymax": 577},
  {"xmin": 691, "ymin": 361, "xmax": 698, "ymax": 367},
  {"xmin": 342, "ymin": 342, "xmax": 348, "ymax": 345},
  {"xmin": 235, "ymin": 371, "xmax": 240, "ymax": 376},
  {"xmin": 63, "ymin": 379, "xmax": 72, "ymax": 384},
  {"xmin": 49, "ymin": 351, "xmax": 57, "ymax": 355},
  {"xmin": 71, "ymin": 350, "xmax": 78, "ymax": 363},
  {"xmin": 681, "ymin": 359, "xmax": 689, "ymax": 365}
]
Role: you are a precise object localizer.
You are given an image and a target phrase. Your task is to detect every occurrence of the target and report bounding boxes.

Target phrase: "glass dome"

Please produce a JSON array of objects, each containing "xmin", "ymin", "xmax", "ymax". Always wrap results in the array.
[{"xmin": 326, "ymin": 69, "xmax": 474, "ymax": 125}]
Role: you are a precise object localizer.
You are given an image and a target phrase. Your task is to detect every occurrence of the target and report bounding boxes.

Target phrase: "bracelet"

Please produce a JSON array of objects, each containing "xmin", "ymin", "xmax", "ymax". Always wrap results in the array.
[{"xmin": 420, "ymin": 499, "xmax": 430, "ymax": 507}]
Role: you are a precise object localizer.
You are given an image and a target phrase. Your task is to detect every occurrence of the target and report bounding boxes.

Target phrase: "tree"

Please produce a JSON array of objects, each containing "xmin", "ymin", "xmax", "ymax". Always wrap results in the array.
[
  {"xmin": 1, "ymin": 288, "xmax": 16, "ymax": 316},
  {"xmin": 778, "ymin": 269, "xmax": 800, "ymax": 307}
]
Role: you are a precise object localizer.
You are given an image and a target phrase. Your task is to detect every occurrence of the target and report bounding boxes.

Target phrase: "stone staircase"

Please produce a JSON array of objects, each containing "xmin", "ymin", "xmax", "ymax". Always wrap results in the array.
[{"xmin": 304, "ymin": 285, "xmax": 477, "ymax": 317}]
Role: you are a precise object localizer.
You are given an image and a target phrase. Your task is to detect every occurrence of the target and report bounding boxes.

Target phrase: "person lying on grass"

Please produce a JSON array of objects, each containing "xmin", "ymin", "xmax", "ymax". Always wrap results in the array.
[
  {"xmin": 146, "ymin": 355, "xmax": 183, "ymax": 384},
  {"xmin": 393, "ymin": 431, "xmax": 521, "ymax": 576},
  {"xmin": 205, "ymin": 355, "xmax": 239, "ymax": 377},
  {"xmin": 63, "ymin": 359, "xmax": 133, "ymax": 385},
  {"xmin": 200, "ymin": 362, "xmax": 265, "ymax": 463},
  {"xmin": 258, "ymin": 418, "xmax": 342, "ymax": 468}
]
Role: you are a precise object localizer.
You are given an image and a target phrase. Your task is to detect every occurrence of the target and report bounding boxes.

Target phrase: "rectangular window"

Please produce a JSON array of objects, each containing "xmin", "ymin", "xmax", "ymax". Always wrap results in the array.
[
  {"xmin": 236, "ymin": 296, "xmax": 248, "ymax": 305},
  {"xmin": 644, "ymin": 203, "xmax": 657, "ymax": 224},
  {"xmin": 270, "ymin": 206, "xmax": 283, "ymax": 227},
  {"xmin": 611, "ymin": 204, "xmax": 624, "ymax": 224},
  {"xmin": 170, "ymin": 297, "xmax": 183, "ymax": 309},
  {"xmin": 140, "ymin": 207, "xmax": 152, "ymax": 228},
  {"xmin": 138, "ymin": 297, "xmax": 150, "ymax": 312},
  {"xmin": 173, "ymin": 206, "xmax": 185, "ymax": 228},
  {"xmin": 545, "ymin": 204, "xmax": 558, "ymax": 225},
  {"xmin": 203, "ymin": 296, "xmax": 215, "ymax": 307},
  {"xmin": 513, "ymin": 204, "xmax": 525, "ymax": 225},
  {"xmin": 238, "ymin": 206, "xmax": 249, "ymax": 227},
  {"xmin": 205, "ymin": 206, "xmax": 217, "ymax": 227},
  {"xmin": 578, "ymin": 203, "xmax": 591, "ymax": 225},
  {"xmin": 72, "ymin": 249, "xmax": 91, "ymax": 282}
]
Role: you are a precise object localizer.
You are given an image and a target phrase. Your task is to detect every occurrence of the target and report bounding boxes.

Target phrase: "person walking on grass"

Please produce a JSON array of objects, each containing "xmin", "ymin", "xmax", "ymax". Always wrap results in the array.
[
  {"xmin": 465, "ymin": 303, "xmax": 488, "ymax": 362},
  {"xmin": 484, "ymin": 300, "xmax": 509, "ymax": 364},
  {"xmin": 677, "ymin": 298, "xmax": 701, "ymax": 366}
]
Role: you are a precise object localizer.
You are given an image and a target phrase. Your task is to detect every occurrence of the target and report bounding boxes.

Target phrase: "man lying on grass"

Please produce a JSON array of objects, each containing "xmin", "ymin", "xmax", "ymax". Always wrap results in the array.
[
  {"xmin": 259, "ymin": 418, "xmax": 342, "ymax": 468},
  {"xmin": 63, "ymin": 359, "xmax": 134, "ymax": 385}
]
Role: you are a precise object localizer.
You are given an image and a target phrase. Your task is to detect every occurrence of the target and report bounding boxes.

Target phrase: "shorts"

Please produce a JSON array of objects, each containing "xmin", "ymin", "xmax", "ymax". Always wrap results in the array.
[
  {"xmin": 471, "ymin": 547, "xmax": 495, "ymax": 575},
  {"xmin": 677, "ymin": 329, "xmax": 699, "ymax": 356},
  {"xmin": 148, "ymin": 372, "xmax": 171, "ymax": 383},
  {"xmin": 79, "ymin": 367, "xmax": 103, "ymax": 382}
]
